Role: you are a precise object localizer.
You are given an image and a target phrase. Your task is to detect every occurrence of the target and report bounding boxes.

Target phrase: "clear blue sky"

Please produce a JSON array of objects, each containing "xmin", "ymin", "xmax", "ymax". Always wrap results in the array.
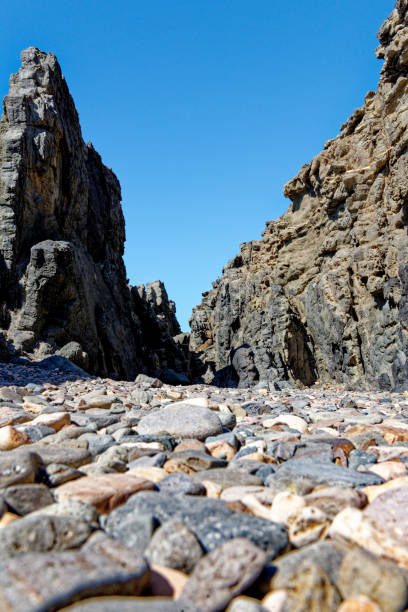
[{"xmin": 1, "ymin": 0, "xmax": 395, "ymax": 331}]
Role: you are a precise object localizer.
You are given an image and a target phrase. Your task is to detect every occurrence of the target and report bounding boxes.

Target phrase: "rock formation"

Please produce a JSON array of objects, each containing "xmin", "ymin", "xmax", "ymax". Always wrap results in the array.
[
  {"xmin": 190, "ymin": 0, "xmax": 408, "ymax": 391},
  {"xmin": 0, "ymin": 47, "xmax": 188, "ymax": 381}
]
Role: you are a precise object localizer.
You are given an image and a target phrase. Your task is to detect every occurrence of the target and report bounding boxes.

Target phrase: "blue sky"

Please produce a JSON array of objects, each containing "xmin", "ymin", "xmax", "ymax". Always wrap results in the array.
[{"xmin": 1, "ymin": 0, "xmax": 395, "ymax": 330}]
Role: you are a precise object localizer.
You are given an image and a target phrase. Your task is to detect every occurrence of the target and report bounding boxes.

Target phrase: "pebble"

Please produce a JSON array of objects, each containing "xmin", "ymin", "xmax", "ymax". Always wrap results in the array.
[
  {"xmin": 137, "ymin": 404, "xmax": 223, "ymax": 440},
  {"xmin": 270, "ymin": 558, "xmax": 341, "ymax": 611},
  {"xmin": 0, "ymin": 513, "xmax": 92, "ymax": 557},
  {"xmin": 337, "ymin": 548, "xmax": 408, "ymax": 612},
  {"xmin": 145, "ymin": 519, "xmax": 203, "ymax": 573},
  {"xmin": 0, "ymin": 362, "xmax": 408, "ymax": 608},
  {"xmin": 55, "ymin": 473, "xmax": 155, "ymax": 513},
  {"xmin": 2, "ymin": 483, "xmax": 54, "ymax": 515},
  {"xmin": 181, "ymin": 538, "xmax": 267, "ymax": 611},
  {"xmin": 0, "ymin": 532, "xmax": 149, "ymax": 610},
  {"xmin": 287, "ymin": 505, "xmax": 329, "ymax": 547},
  {"xmin": 149, "ymin": 564, "xmax": 188, "ymax": 598},
  {"xmin": 158, "ymin": 472, "xmax": 206, "ymax": 496},
  {"xmin": 337, "ymin": 597, "xmax": 383, "ymax": 612},
  {"xmin": 0, "ymin": 426, "xmax": 30, "ymax": 451},
  {"xmin": 271, "ymin": 457, "xmax": 384, "ymax": 488}
]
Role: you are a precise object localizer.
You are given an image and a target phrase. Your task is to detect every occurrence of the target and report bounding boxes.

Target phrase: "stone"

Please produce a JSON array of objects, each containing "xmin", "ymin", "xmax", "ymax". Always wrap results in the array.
[
  {"xmin": 77, "ymin": 433, "xmax": 114, "ymax": 456},
  {"xmin": 337, "ymin": 548, "xmax": 408, "ymax": 612},
  {"xmin": 54, "ymin": 473, "xmax": 155, "ymax": 513},
  {"xmin": 0, "ymin": 532, "xmax": 150, "ymax": 610},
  {"xmin": 137, "ymin": 405, "xmax": 223, "ymax": 441},
  {"xmin": 130, "ymin": 389, "xmax": 152, "ymax": 405},
  {"xmin": 149, "ymin": 565, "xmax": 188, "ymax": 598},
  {"xmin": 30, "ymin": 411, "xmax": 71, "ymax": 431},
  {"xmin": 0, "ymin": 513, "xmax": 92, "ymax": 557},
  {"xmin": 220, "ymin": 486, "xmax": 271, "ymax": 503},
  {"xmin": 304, "ymin": 486, "xmax": 367, "ymax": 519},
  {"xmin": 206, "ymin": 439, "xmax": 237, "ymax": 460},
  {"xmin": 287, "ymin": 506, "xmax": 329, "ymax": 548},
  {"xmin": 293, "ymin": 441, "xmax": 334, "ymax": 463},
  {"xmin": 181, "ymin": 538, "xmax": 267, "ymax": 612},
  {"xmin": 56, "ymin": 341, "xmax": 89, "ymax": 370},
  {"xmin": 145, "ymin": 519, "xmax": 204, "ymax": 573},
  {"xmin": 216, "ymin": 411, "xmax": 237, "ymax": 429},
  {"xmin": 266, "ymin": 542, "xmax": 345, "ymax": 590},
  {"xmin": 201, "ymin": 480, "xmax": 223, "ymax": 498},
  {"xmin": 328, "ymin": 493, "xmax": 408, "ymax": 570},
  {"xmin": 365, "ymin": 485, "xmax": 408, "ymax": 556},
  {"xmin": 174, "ymin": 439, "xmax": 207, "ymax": 453},
  {"xmin": 76, "ymin": 395, "xmax": 115, "ymax": 410},
  {"xmin": 256, "ymin": 464, "xmax": 277, "ymax": 483},
  {"xmin": 0, "ymin": 450, "xmax": 41, "ymax": 487},
  {"xmin": 245, "ymin": 490, "xmax": 305, "ymax": 524},
  {"xmin": 61, "ymin": 596, "xmax": 197, "ymax": 611},
  {"xmin": 30, "ymin": 499, "xmax": 98, "ymax": 525},
  {"xmin": 127, "ymin": 466, "xmax": 168, "ymax": 483},
  {"xmin": 103, "ymin": 510, "xmax": 155, "ymax": 554},
  {"xmin": 261, "ymin": 591, "xmax": 288, "ymax": 612},
  {"xmin": 127, "ymin": 434, "xmax": 176, "ymax": 453},
  {"xmin": 269, "ymin": 559, "xmax": 341, "ymax": 611},
  {"xmin": 23, "ymin": 424, "xmax": 59, "ymax": 442},
  {"xmin": 272, "ymin": 458, "xmax": 384, "ymax": 488},
  {"xmin": 191, "ymin": 468, "xmax": 262, "ymax": 490},
  {"xmin": 158, "ymin": 473, "xmax": 206, "ymax": 496},
  {"xmin": 104, "ymin": 492, "xmax": 288, "ymax": 558},
  {"xmin": 29, "ymin": 445, "xmax": 92, "ymax": 468},
  {"xmin": 227, "ymin": 596, "xmax": 269, "ymax": 611},
  {"xmin": 0, "ymin": 426, "xmax": 30, "ymax": 451},
  {"xmin": 263, "ymin": 415, "xmax": 308, "ymax": 433},
  {"xmin": 226, "ymin": 595, "xmax": 266, "ymax": 612},
  {"xmin": 362, "ymin": 476, "xmax": 408, "ymax": 502},
  {"xmin": 337, "ymin": 597, "xmax": 382, "ymax": 612},
  {"xmin": 0, "ymin": 513, "xmax": 19, "ymax": 529},
  {"xmin": 23, "ymin": 398, "xmax": 49, "ymax": 415},
  {"xmin": 95, "ymin": 445, "xmax": 129, "ymax": 471},
  {"xmin": 135, "ymin": 374, "xmax": 163, "ymax": 387},
  {"xmin": 364, "ymin": 460, "xmax": 407, "ymax": 480},
  {"xmin": 45, "ymin": 463, "xmax": 83, "ymax": 486},
  {"xmin": 163, "ymin": 450, "xmax": 227, "ymax": 474},
  {"xmin": 2, "ymin": 483, "xmax": 54, "ymax": 515}
]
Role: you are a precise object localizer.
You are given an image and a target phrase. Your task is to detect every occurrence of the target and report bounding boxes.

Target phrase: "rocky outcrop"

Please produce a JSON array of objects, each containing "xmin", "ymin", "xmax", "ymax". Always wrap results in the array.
[
  {"xmin": 0, "ymin": 47, "xmax": 188, "ymax": 381},
  {"xmin": 190, "ymin": 1, "xmax": 408, "ymax": 390}
]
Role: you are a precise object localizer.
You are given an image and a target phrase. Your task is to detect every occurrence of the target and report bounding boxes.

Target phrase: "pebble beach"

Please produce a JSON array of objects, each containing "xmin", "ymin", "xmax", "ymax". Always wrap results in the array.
[{"xmin": 0, "ymin": 360, "xmax": 408, "ymax": 611}]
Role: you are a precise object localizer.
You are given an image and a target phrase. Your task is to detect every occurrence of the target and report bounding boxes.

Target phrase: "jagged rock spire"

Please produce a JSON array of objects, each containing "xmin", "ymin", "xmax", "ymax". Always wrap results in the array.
[{"xmin": 0, "ymin": 48, "xmax": 188, "ymax": 380}]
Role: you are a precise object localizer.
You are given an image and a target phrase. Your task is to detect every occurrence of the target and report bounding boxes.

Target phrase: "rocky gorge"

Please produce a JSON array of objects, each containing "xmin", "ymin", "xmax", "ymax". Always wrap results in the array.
[{"xmin": 1, "ymin": 1, "xmax": 408, "ymax": 611}]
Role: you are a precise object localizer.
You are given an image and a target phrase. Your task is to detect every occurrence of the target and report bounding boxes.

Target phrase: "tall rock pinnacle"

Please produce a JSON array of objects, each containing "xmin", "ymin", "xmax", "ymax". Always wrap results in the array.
[
  {"xmin": 189, "ymin": 1, "xmax": 408, "ymax": 391},
  {"xmin": 0, "ymin": 47, "xmax": 188, "ymax": 380}
]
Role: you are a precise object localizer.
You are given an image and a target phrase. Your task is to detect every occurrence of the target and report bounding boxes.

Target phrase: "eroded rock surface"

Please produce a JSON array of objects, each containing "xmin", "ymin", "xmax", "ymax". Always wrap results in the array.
[
  {"xmin": 0, "ymin": 48, "xmax": 188, "ymax": 381},
  {"xmin": 190, "ymin": 1, "xmax": 408, "ymax": 391}
]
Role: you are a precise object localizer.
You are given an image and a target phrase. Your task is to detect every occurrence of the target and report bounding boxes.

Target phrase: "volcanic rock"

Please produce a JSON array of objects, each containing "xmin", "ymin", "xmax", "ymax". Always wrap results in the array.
[
  {"xmin": 189, "ymin": 1, "xmax": 408, "ymax": 391},
  {"xmin": 0, "ymin": 47, "xmax": 189, "ymax": 381}
]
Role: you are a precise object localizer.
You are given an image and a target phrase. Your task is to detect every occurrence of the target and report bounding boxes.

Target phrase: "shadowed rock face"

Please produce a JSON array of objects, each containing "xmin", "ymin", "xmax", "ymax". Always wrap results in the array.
[
  {"xmin": 190, "ymin": 1, "xmax": 408, "ymax": 390},
  {"xmin": 0, "ymin": 47, "xmax": 188, "ymax": 380}
]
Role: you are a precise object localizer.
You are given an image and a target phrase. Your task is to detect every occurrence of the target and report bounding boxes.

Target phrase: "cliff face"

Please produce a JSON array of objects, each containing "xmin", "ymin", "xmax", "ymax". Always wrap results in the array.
[
  {"xmin": 190, "ymin": 1, "xmax": 408, "ymax": 391},
  {"xmin": 0, "ymin": 47, "xmax": 188, "ymax": 380}
]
